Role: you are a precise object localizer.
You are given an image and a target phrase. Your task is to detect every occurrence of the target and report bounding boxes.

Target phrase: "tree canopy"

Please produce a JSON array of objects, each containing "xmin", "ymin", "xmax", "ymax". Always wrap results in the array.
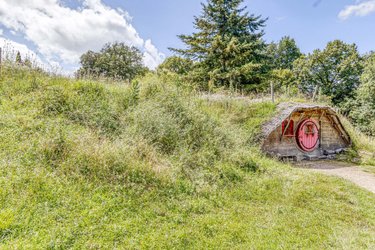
[
  {"xmin": 349, "ymin": 54, "xmax": 375, "ymax": 135},
  {"xmin": 293, "ymin": 40, "xmax": 363, "ymax": 105},
  {"xmin": 266, "ymin": 37, "xmax": 302, "ymax": 92},
  {"xmin": 171, "ymin": 0, "xmax": 268, "ymax": 90},
  {"xmin": 267, "ymin": 36, "xmax": 302, "ymax": 70},
  {"xmin": 77, "ymin": 42, "xmax": 147, "ymax": 81},
  {"xmin": 157, "ymin": 56, "xmax": 193, "ymax": 75}
]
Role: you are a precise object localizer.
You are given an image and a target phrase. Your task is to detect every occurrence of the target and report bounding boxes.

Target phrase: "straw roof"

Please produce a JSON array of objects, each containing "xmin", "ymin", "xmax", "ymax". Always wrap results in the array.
[{"xmin": 261, "ymin": 102, "xmax": 347, "ymax": 141}]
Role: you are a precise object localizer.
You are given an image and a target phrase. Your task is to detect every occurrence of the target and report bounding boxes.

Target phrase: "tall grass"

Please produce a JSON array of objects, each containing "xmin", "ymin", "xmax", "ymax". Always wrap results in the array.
[
  {"xmin": 0, "ymin": 66, "xmax": 374, "ymax": 248},
  {"xmin": 0, "ymin": 65, "xmax": 276, "ymax": 188},
  {"xmin": 340, "ymin": 115, "xmax": 375, "ymax": 170}
]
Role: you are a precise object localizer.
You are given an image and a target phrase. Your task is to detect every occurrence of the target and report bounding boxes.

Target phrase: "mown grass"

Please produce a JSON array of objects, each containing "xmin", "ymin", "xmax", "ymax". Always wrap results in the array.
[{"xmin": 0, "ymin": 65, "xmax": 374, "ymax": 249}]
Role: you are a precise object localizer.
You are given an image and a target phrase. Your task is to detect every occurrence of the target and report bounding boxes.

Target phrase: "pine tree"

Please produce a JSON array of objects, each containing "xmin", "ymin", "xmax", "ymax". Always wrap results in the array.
[
  {"xmin": 171, "ymin": 0, "xmax": 267, "ymax": 90},
  {"xmin": 16, "ymin": 51, "xmax": 22, "ymax": 65}
]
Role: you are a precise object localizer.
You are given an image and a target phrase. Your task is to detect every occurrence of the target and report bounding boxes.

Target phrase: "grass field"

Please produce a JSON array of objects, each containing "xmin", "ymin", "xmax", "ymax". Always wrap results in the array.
[{"xmin": 0, "ymin": 65, "xmax": 374, "ymax": 249}]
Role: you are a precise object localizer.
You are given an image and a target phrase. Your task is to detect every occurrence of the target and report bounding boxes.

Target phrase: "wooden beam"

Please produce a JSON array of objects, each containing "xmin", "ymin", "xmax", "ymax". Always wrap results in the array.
[
  {"xmin": 326, "ymin": 115, "xmax": 350, "ymax": 145},
  {"xmin": 319, "ymin": 111, "xmax": 326, "ymax": 122},
  {"xmin": 330, "ymin": 115, "xmax": 350, "ymax": 144},
  {"xmin": 280, "ymin": 115, "xmax": 292, "ymax": 142},
  {"xmin": 294, "ymin": 113, "xmax": 305, "ymax": 134},
  {"xmin": 317, "ymin": 111, "xmax": 325, "ymax": 148},
  {"xmin": 319, "ymin": 120, "xmax": 322, "ymax": 148}
]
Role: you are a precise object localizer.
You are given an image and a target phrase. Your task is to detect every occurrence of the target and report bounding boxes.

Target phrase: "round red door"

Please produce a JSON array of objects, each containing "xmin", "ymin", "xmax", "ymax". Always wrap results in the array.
[{"xmin": 296, "ymin": 119, "xmax": 319, "ymax": 152}]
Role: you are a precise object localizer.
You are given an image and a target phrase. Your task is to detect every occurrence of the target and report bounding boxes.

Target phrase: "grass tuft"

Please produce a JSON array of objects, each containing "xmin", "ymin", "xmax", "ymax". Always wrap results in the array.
[{"xmin": 0, "ymin": 66, "xmax": 374, "ymax": 248}]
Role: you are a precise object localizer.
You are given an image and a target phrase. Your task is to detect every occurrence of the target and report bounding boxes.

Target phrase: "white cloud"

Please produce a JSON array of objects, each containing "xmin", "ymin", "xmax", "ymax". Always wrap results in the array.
[
  {"xmin": 143, "ymin": 40, "xmax": 165, "ymax": 70},
  {"xmin": 0, "ymin": 38, "xmax": 45, "ymax": 67},
  {"xmin": 339, "ymin": 0, "xmax": 375, "ymax": 20},
  {"xmin": 0, "ymin": 0, "xmax": 164, "ymax": 70},
  {"xmin": 0, "ymin": 29, "xmax": 3, "ymax": 36}
]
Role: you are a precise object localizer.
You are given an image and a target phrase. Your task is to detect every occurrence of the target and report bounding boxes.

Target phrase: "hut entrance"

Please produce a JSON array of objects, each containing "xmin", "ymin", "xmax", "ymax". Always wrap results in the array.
[
  {"xmin": 261, "ymin": 103, "xmax": 351, "ymax": 161},
  {"xmin": 296, "ymin": 119, "xmax": 319, "ymax": 152}
]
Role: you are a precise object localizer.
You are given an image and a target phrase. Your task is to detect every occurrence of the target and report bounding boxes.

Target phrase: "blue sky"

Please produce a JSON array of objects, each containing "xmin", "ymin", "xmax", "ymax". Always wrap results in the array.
[
  {"xmin": 0, "ymin": 0, "xmax": 374, "ymax": 73},
  {"xmin": 115, "ymin": 0, "xmax": 375, "ymax": 54}
]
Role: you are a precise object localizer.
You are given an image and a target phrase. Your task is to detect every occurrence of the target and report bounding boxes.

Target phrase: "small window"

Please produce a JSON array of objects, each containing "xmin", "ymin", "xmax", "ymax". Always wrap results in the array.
[
  {"xmin": 305, "ymin": 124, "xmax": 315, "ymax": 135},
  {"xmin": 282, "ymin": 119, "xmax": 294, "ymax": 136}
]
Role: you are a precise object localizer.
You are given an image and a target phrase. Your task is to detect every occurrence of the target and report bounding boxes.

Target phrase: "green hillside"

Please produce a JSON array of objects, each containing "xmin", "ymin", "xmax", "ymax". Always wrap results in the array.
[{"xmin": 0, "ymin": 66, "xmax": 374, "ymax": 249}]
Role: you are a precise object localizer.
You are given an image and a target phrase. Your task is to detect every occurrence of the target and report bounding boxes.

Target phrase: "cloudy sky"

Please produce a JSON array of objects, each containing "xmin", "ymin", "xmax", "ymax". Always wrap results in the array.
[{"xmin": 0, "ymin": 0, "xmax": 375, "ymax": 74}]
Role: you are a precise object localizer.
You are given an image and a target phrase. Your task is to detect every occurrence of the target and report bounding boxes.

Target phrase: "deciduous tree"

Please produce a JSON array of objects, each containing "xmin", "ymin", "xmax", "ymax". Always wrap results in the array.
[
  {"xmin": 77, "ymin": 42, "xmax": 147, "ymax": 81},
  {"xmin": 267, "ymin": 37, "xmax": 302, "ymax": 94},
  {"xmin": 349, "ymin": 54, "xmax": 375, "ymax": 135},
  {"xmin": 267, "ymin": 36, "xmax": 302, "ymax": 70},
  {"xmin": 157, "ymin": 56, "xmax": 193, "ymax": 75},
  {"xmin": 293, "ymin": 40, "xmax": 363, "ymax": 105}
]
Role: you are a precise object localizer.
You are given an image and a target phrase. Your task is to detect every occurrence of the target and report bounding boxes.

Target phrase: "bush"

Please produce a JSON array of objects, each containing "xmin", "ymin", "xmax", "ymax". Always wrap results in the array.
[
  {"xmin": 349, "ymin": 53, "xmax": 375, "ymax": 136},
  {"xmin": 1, "ymin": 66, "xmax": 375, "ymax": 249}
]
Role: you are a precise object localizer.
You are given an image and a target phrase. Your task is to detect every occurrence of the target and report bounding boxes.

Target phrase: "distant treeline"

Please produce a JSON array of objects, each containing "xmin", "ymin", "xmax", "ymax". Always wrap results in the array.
[{"xmin": 75, "ymin": 0, "xmax": 375, "ymax": 136}]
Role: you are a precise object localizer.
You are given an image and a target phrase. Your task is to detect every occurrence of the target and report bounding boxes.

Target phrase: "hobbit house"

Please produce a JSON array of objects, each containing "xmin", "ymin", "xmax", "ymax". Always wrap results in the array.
[{"xmin": 261, "ymin": 103, "xmax": 351, "ymax": 161}]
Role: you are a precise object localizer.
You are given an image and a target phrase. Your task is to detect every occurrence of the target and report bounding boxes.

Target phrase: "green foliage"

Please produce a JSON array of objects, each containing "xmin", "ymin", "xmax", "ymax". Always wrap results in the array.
[
  {"xmin": 269, "ymin": 68, "xmax": 297, "ymax": 95},
  {"xmin": 171, "ymin": 0, "xmax": 268, "ymax": 90},
  {"xmin": 156, "ymin": 56, "xmax": 194, "ymax": 88},
  {"xmin": 23, "ymin": 58, "xmax": 32, "ymax": 68},
  {"xmin": 15, "ymin": 51, "xmax": 22, "ymax": 64},
  {"xmin": 129, "ymin": 80, "xmax": 140, "ymax": 105},
  {"xmin": 349, "ymin": 54, "xmax": 375, "ymax": 136},
  {"xmin": 0, "ymin": 67, "xmax": 375, "ymax": 248},
  {"xmin": 293, "ymin": 40, "xmax": 363, "ymax": 106},
  {"xmin": 77, "ymin": 42, "xmax": 147, "ymax": 81},
  {"xmin": 267, "ymin": 36, "xmax": 302, "ymax": 70},
  {"xmin": 266, "ymin": 37, "xmax": 302, "ymax": 95},
  {"xmin": 41, "ymin": 82, "xmax": 123, "ymax": 136},
  {"xmin": 157, "ymin": 56, "xmax": 193, "ymax": 75}
]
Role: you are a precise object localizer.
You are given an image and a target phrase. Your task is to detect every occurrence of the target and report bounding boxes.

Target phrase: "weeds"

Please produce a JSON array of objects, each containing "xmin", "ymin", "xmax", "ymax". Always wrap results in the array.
[{"xmin": 0, "ymin": 66, "xmax": 374, "ymax": 248}]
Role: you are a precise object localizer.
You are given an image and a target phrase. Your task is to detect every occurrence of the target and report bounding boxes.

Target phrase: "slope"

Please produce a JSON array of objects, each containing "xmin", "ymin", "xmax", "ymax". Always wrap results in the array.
[{"xmin": 0, "ymin": 66, "xmax": 374, "ymax": 249}]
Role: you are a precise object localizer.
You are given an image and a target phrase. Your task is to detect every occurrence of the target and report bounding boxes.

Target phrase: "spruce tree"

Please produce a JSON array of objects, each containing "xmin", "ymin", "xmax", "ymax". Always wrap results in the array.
[
  {"xmin": 171, "ymin": 0, "xmax": 267, "ymax": 90},
  {"xmin": 16, "ymin": 51, "xmax": 22, "ymax": 64}
]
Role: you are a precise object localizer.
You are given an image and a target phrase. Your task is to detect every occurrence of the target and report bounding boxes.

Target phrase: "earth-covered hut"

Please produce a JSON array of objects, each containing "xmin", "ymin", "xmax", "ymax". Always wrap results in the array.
[{"xmin": 261, "ymin": 103, "xmax": 351, "ymax": 161}]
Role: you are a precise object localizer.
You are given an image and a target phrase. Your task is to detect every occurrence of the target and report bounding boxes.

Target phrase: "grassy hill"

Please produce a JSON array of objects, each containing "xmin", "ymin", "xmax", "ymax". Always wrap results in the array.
[{"xmin": 0, "ymin": 65, "xmax": 374, "ymax": 249}]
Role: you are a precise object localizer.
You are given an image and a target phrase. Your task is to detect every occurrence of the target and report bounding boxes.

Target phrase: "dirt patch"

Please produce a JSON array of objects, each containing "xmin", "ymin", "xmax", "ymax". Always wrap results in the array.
[{"xmin": 297, "ymin": 160, "xmax": 375, "ymax": 194}]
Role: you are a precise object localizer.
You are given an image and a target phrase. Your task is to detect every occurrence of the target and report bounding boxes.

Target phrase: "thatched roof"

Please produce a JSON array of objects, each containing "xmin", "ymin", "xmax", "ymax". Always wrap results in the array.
[{"xmin": 261, "ymin": 102, "xmax": 348, "ymax": 142}]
